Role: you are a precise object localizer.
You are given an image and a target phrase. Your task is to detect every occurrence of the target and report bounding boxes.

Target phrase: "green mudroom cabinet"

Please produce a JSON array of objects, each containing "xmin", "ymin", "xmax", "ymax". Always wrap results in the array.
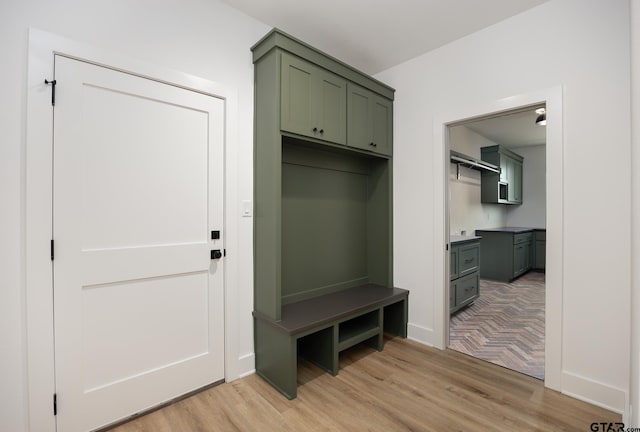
[
  {"xmin": 480, "ymin": 145, "xmax": 523, "ymax": 205},
  {"xmin": 252, "ymin": 29, "xmax": 408, "ymax": 400},
  {"xmin": 450, "ymin": 237, "xmax": 481, "ymax": 314}
]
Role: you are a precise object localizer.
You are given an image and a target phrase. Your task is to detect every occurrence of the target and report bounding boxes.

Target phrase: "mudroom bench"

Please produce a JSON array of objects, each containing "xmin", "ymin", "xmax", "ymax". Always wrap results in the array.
[{"xmin": 253, "ymin": 284, "xmax": 408, "ymax": 399}]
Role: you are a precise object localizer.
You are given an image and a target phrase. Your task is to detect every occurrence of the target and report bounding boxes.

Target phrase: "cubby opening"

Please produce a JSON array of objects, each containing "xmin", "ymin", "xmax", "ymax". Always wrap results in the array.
[
  {"xmin": 298, "ymin": 326, "xmax": 334, "ymax": 374},
  {"xmin": 338, "ymin": 309, "xmax": 380, "ymax": 351},
  {"xmin": 383, "ymin": 301, "xmax": 406, "ymax": 336},
  {"xmin": 281, "ymin": 137, "xmax": 391, "ymax": 305}
]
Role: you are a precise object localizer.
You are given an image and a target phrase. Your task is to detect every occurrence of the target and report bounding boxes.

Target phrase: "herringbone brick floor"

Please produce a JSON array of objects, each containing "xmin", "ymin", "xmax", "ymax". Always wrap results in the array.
[{"xmin": 449, "ymin": 271, "xmax": 545, "ymax": 379}]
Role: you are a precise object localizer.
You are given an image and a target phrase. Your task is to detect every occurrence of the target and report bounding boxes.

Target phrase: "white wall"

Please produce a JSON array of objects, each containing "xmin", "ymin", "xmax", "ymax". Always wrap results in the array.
[
  {"xmin": 377, "ymin": 0, "xmax": 630, "ymax": 413},
  {"xmin": 505, "ymin": 144, "xmax": 546, "ymax": 228},
  {"xmin": 449, "ymin": 125, "xmax": 507, "ymax": 234},
  {"xmin": 0, "ymin": 1, "xmax": 269, "ymax": 430},
  {"xmin": 630, "ymin": 0, "xmax": 640, "ymax": 426}
]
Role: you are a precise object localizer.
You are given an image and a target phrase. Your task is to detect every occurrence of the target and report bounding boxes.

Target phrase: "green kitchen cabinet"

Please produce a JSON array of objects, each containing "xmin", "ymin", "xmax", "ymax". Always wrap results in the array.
[
  {"xmin": 534, "ymin": 229, "xmax": 546, "ymax": 271},
  {"xmin": 475, "ymin": 229, "xmax": 534, "ymax": 282},
  {"xmin": 450, "ymin": 237, "xmax": 480, "ymax": 314},
  {"xmin": 281, "ymin": 52, "xmax": 347, "ymax": 145},
  {"xmin": 512, "ymin": 159, "xmax": 523, "ymax": 203},
  {"xmin": 513, "ymin": 235, "xmax": 532, "ymax": 278},
  {"xmin": 252, "ymin": 29, "xmax": 405, "ymax": 399},
  {"xmin": 480, "ymin": 145, "xmax": 523, "ymax": 205},
  {"xmin": 347, "ymin": 83, "xmax": 392, "ymax": 156}
]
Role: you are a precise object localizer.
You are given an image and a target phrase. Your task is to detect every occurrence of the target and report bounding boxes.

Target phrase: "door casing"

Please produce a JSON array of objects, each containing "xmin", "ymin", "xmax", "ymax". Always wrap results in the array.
[
  {"xmin": 432, "ymin": 87, "xmax": 564, "ymax": 391},
  {"xmin": 26, "ymin": 28, "xmax": 242, "ymax": 432}
]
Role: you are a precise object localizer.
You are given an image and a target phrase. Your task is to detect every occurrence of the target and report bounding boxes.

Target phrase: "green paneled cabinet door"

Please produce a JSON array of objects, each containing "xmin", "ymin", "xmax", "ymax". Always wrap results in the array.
[
  {"xmin": 449, "ymin": 239, "xmax": 480, "ymax": 314},
  {"xmin": 347, "ymin": 83, "xmax": 392, "ymax": 156},
  {"xmin": 481, "ymin": 145, "xmax": 523, "ymax": 205},
  {"xmin": 281, "ymin": 52, "xmax": 347, "ymax": 145},
  {"xmin": 513, "ymin": 241, "xmax": 531, "ymax": 278}
]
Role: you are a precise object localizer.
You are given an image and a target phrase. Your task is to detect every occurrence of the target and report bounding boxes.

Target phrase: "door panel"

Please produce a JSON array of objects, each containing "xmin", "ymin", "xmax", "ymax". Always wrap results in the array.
[
  {"xmin": 317, "ymin": 68, "xmax": 346, "ymax": 144},
  {"xmin": 372, "ymin": 96, "xmax": 392, "ymax": 156},
  {"xmin": 80, "ymin": 84, "xmax": 208, "ymax": 250},
  {"xmin": 81, "ymin": 271, "xmax": 209, "ymax": 392},
  {"xmin": 53, "ymin": 55, "xmax": 225, "ymax": 432},
  {"xmin": 347, "ymin": 83, "xmax": 371, "ymax": 151},
  {"xmin": 281, "ymin": 53, "xmax": 314, "ymax": 137}
]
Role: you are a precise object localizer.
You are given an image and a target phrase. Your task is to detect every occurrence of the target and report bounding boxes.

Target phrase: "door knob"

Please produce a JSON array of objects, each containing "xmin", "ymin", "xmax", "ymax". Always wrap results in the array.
[{"xmin": 211, "ymin": 249, "xmax": 222, "ymax": 260}]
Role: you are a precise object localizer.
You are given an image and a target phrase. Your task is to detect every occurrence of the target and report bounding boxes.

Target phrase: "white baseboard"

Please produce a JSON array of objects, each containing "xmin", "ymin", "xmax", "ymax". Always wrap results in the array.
[
  {"xmin": 562, "ymin": 371, "xmax": 627, "ymax": 415},
  {"xmin": 227, "ymin": 353, "xmax": 255, "ymax": 382},
  {"xmin": 407, "ymin": 323, "xmax": 437, "ymax": 347}
]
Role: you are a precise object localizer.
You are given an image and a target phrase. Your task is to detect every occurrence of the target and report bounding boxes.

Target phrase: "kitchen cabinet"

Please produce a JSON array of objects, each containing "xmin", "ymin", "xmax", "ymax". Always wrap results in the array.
[
  {"xmin": 252, "ymin": 29, "xmax": 404, "ymax": 399},
  {"xmin": 480, "ymin": 145, "xmax": 523, "ymax": 205},
  {"xmin": 347, "ymin": 83, "xmax": 392, "ymax": 156},
  {"xmin": 513, "ymin": 232, "xmax": 533, "ymax": 278},
  {"xmin": 450, "ymin": 237, "xmax": 480, "ymax": 314},
  {"xmin": 475, "ymin": 228, "xmax": 534, "ymax": 282},
  {"xmin": 534, "ymin": 229, "xmax": 546, "ymax": 271},
  {"xmin": 281, "ymin": 52, "xmax": 347, "ymax": 145}
]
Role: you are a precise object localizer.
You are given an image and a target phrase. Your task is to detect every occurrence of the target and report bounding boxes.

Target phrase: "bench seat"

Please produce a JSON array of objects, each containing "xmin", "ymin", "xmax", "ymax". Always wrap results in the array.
[{"xmin": 253, "ymin": 284, "xmax": 408, "ymax": 399}]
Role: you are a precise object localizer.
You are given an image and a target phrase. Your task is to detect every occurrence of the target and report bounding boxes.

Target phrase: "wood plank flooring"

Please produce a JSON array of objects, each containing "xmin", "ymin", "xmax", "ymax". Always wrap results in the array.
[
  {"xmin": 450, "ymin": 271, "xmax": 545, "ymax": 379},
  {"xmin": 109, "ymin": 337, "xmax": 618, "ymax": 432}
]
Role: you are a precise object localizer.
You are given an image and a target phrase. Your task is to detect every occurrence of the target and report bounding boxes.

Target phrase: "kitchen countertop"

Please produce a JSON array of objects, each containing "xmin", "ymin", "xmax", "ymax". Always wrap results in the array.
[
  {"xmin": 450, "ymin": 235, "xmax": 482, "ymax": 244},
  {"xmin": 475, "ymin": 227, "xmax": 546, "ymax": 234}
]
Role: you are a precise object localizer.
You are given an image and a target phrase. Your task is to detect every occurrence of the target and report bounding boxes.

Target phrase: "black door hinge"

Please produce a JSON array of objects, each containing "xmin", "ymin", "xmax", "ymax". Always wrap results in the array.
[
  {"xmin": 45, "ymin": 79, "xmax": 57, "ymax": 106},
  {"xmin": 446, "ymin": 243, "xmax": 449, "ymax": 251},
  {"xmin": 51, "ymin": 239, "xmax": 54, "ymax": 261},
  {"xmin": 53, "ymin": 393, "xmax": 57, "ymax": 415}
]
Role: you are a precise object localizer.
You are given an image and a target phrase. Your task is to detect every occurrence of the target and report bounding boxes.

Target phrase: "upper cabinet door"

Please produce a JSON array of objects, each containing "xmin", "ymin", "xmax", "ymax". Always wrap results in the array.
[
  {"xmin": 346, "ymin": 83, "xmax": 371, "ymax": 151},
  {"xmin": 371, "ymin": 95, "xmax": 392, "ymax": 156},
  {"xmin": 281, "ymin": 53, "xmax": 315, "ymax": 138},
  {"xmin": 347, "ymin": 83, "xmax": 392, "ymax": 156},
  {"xmin": 316, "ymin": 68, "xmax": 347, "ymax": 145},
  {"xmin": 281, "ymin": 53, "xmax": 346, "ymax": 145},
  {"xmin": 513, "ymin": 159, "xmax": 523, "ymax": 203}
]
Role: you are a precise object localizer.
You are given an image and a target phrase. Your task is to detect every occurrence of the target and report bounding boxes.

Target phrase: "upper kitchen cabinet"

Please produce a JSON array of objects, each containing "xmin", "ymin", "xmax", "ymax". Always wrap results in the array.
[
  {"xmin": 347, "ymin": 83, "xmax": 392, "ymax": 156},
  {"xmin": 281, "ymin": 52, "xmax": 347, "ymax": 145},
  {"xmin": 480, "ymin": 145, "xmax": 523, "ymax": 205}
]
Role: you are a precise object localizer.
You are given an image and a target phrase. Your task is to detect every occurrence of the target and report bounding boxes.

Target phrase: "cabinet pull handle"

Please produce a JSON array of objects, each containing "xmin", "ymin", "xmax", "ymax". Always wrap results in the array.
[
  {"xmin": 464, "ymin": 258, "xmax": 473, "ymax": 263},
  {"xmin": 312, "ymin": 127, "xmax": 318, "ymax": 132},
  {"xmin": 319, "ymin": 129, "xmax": 324, "ymax": 134},
  {"xmin": 370, "ymin": 142, "xmax": 377, "ymax": 147}
]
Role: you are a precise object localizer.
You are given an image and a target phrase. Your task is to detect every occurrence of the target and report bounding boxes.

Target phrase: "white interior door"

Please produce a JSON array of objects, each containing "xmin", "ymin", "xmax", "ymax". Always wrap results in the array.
[{"xmin": 52, "ymin": 55, "xmax": 225, "ymax": 432}]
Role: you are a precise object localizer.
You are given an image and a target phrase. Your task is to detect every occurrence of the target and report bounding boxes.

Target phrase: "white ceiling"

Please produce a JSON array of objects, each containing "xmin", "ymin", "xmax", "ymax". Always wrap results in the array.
[
  {"xmin": 464, "ymin": 107, "xmax": 546, "ymax": 148},
  {"xmin": 222, "ymin": 0, "xmax": 548, "ymax": 74}
]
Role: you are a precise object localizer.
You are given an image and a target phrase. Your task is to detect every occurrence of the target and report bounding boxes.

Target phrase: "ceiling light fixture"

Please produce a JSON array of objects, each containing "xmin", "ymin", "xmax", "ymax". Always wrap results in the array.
[{"xmin": 535, "ymin": 108, "xmax": 547, "ymax": 126}]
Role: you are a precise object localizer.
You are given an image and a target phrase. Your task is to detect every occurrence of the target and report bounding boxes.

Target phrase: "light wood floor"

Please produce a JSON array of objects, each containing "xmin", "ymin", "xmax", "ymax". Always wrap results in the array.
[{"xmin": 110, "ymin": 337, "xmax": 619, "ymax": 432}]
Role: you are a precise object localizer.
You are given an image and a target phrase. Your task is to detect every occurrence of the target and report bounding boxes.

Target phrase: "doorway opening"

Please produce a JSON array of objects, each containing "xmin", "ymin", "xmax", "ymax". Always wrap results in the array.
[{"xmin": 446, "ymin": 105, "xmax": 547, "ymax": 379}]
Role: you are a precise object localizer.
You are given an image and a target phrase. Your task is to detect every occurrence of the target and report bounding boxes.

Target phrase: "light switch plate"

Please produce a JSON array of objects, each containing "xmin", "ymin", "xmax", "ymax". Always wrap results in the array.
[{"xmin": 242, "ymin": 200, "xmax": 253, "ymax": 217}]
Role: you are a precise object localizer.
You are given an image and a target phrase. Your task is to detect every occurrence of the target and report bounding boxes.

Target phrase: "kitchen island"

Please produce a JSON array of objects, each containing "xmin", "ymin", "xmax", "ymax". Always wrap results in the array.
[{"xmin": 474, "ymin": 227, "xmax": 546, "ymax": 282}]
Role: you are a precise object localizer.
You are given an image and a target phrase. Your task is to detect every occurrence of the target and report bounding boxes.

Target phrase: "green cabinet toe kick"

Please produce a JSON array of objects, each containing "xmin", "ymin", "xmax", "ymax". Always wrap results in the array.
[{"xmin": 253, "ymin": 284, "xmax": 408, "ymax": 399}]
